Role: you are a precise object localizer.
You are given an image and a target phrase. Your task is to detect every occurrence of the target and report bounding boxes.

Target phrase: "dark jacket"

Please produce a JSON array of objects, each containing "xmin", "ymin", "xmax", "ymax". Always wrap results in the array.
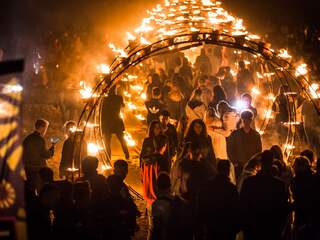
[
  {"xmin": 227, "ymin": 128, "xmax": 262, "ymax": 167},
  {"xmin": 163, "ymin": 123, "xmax": 178, "ymax": 160},
  {"xmin": 145, "ymin": 99, "xmax": 166, "ymax": 124},
  {"xmin": 199, "ymin": 174, "xmax": 241, "ymax": 240},
  {"xmin": 23, "ymin": 131, "xmax": 54, "ymax": 171},
  {"xmin": 240, "ymin": 170, "xmax": 289, "ymax": 240}
]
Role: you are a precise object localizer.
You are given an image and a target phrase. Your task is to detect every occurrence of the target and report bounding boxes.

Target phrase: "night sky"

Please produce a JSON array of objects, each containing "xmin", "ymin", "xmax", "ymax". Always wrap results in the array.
[{"xmin": 1, "ymin": 0, "xmax": 320, "ymax": 59}]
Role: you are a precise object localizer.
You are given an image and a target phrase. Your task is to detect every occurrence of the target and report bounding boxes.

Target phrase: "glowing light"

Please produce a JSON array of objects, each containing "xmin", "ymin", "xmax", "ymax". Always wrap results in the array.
[
  {"xmin": 251, "ymin": 87, "xmax": 261, "ymax": 96},
  {"xmin": 2, "ymin": 84, "xmax": 23, "ymax": 94},
  {"xmin": 109, "ymin": 43, "xmax": 128, "ymax": 58},
  {"xmin": 266, "ymin": 93, "xmax": 276, "ymax": 101},
  {"xmin": 86, "ymin": 122, "xmax": 100, "ymax": 128},
  {"xmin": 263, "ymin": 109, "xmax": 273, "ymax": 119},
  {"xmin": 130, "ymin": 85, "xmax": 144, "ymax": 92},
  {"xmin": 98, "ymin": 164, "xmax": 112, "ymax": 173},
  {"xmin": 87, "ymin": 142, "xmax": 103, "ymax": 156},
  {"xmin": 295, "ymin": 63, "xmax": 308, "ymax": 77},
  {"xmin": 135, "ymin": 114, "xmax": 146, "ymax": 121},
  {"xmin": 283, "ymin": 144, "xmax": 295, "ymax": 150},
  {"xmin": 126, "ymin": 32, "xmax": 136, "ymax": 41},
  {"xmin": 277, "ymin": 49, "xmax": 292, "ymax": 59},
  {"xmin": 66, "ymin": 167, "xmax": 79, "ymax": 172},
  {"xmin": 282, "ymin": 121, "xmax": 301, "ymax": 126},
  {"xmin": 309, "ymin": 83, "xmax": 320, "ymax": 99},
  {"xmin": 97, "ymin": 64, "xmax": 110, "ymax": 74},
  {"xmin": 141, "ymin": 92, "xmax": 147, "ymax": 100},
  {"xmin": 127, "ymin": 102, "xmax": 137, "ymax": 110},
  {"xmin": 79, "ymin": 81, "xmax": 97, "ymax": 99},
  {"xmin": 124, "ymin": 131, "xmax": 136, "ymax": 147},
  {"xmin": 140, "ymin": 37, "xmax": 151, "ymax": 45},
  {"xmin": 234, "ymin": 100, "xmax": 248, "ymax": 111}
]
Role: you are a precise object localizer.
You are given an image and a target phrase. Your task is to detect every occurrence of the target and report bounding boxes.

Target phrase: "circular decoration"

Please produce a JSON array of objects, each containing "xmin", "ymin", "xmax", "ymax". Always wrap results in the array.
[{"xmin": 0, "ymin": 180, "xmax": 16, "ymax": 209}]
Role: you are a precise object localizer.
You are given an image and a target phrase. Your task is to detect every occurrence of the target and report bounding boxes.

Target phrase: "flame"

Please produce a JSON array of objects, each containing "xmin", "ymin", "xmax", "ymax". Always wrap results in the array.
[
  {"xmin": 283, "ymin": 144, "xmax": 295, "ymax": 150},
  {"xmin": 135, "ymin": 114, "xmax": 146, "ymax": 121},
  {"xmin": 97, "ymin": 63, "xmax": 110, "ymax": 74},
  {"xmin": 87, "ymin": 142, "xmax": 103, "ymax": 156},
  {"xmin": 140, "ymin": 37, "xmax": 151, "ymax": 45},
  {"xmin": 109, "ymin": 43, "xmax": 128, "ymax": 58},
  {"xmin": 126, "ymin": 32, "xmax": 136, "ymax": 41},
  {"xmin": 130, "ymin": 85, "xmax": 144, "ymax": 92},
  {"xmin": 2, "ymin": 84, "xmax": 23, "ymax": 94},
  {"xmin": 266, "ymin": 93, "xmax": 276, "ymax": 101},
  {"xmin": 309, "ymin": 83, "xmax": 320, "ymax": 99},
  {"xmin": 127, "ymin": 102, "xmax": 137, "ymax": 110},
  {"xmin": 263, "ymin": 109, "xmax": 273, "ymax": 119},
  {"xmin": 295, "ymin": 63, "xmax": 308, "ymax": 77},
  {"xmin": 282, "ymin": 121, "xmax": 301, "ymax": 126},
  {"xmin": 79, "ymin": 81, "xmax": 97, "ymax": 99},
  {"xmin": 141, "ymin": 92, "xmax": 147, "ymax": 100},
  {"xmin": 277, "ymin": 49, "xmax": 292, "ymax": 59},
  {"xmin": 124, "ymin": 131, "xmax": 136, "ymax": 147},
  {"xmin": 251, "ymin": 87, "xmax": 261, "ymax": 96},
  {"xmin": 66, "ymin": 167, "xmax": 79, "ymax": 172}
]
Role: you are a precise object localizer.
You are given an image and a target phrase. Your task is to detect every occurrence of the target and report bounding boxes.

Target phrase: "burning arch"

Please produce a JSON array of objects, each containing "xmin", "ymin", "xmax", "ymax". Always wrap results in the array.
[{"xmin": 77, "ymin": 0, "xmax": 320, "ymax": 170}]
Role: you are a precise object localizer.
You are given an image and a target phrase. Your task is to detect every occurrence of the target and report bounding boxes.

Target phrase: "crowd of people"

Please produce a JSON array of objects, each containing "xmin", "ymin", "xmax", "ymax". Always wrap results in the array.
[{"xmin": 22, "ymin": 46, "xmax": 320, "ymax": 240}]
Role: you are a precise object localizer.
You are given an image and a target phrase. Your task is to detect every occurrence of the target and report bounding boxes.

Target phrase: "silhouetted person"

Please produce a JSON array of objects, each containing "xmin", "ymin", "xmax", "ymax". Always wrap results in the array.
[
  {"xmin": 209, "ymin": 85, "xmax": 227, "ymax": 111},
  {"xmin": 23, "ymin": 119, "xmax": 55, "ymax": 180},
  {"xmin": 145, "ymin": 87, "xmax": 167, "ymax": 125},
  {"xmin": 222, "ymin": 66, "xmax": 236, "ymax": 102},
  {"xmin": 106, "ymin": 174, "xmax": 139, "ymax": 240},
  {"xmin": 241, "ymin": 93, "xmax": 257, "ymax": 129},
  {"xmin": 199, "ymin": 160, "xmax": 241, "ymax": 240},
  {"xmin": 291, "ymin": 156, "xmax": 314, "ymax": 240},
  {"xmin": 147, "ymin": 73, "xmax": 162, "ymax": 101},
  {"xmin": 237, "ymin": 153, "xmax": 261, "ymax": 192},
  {"xmin": 236, "ymin": 60, "xmax": 254, "ymax": 95},
  {"xmin": 149, "ymin": 173, "xmax": 175, "ymax": 240},
  {"xmin": 312, "ymin": 159, "xmax": 320, "ymax": 238},
  {"xmin": 184, "ymin": 119, "xmax": 216, "ymax": 176},
  {"xmin": 59, "ymin": 121, "xmax": 86, "ymax": 178},
  {"xmin": 39, "ymin": 167, "xmax": 54, "ymax": 190},
  {"xmin": 140, "ymin": 121, "xmax": 169, "ymax": 208},
  {"xmin": 240, "ymin": 150, "xmax": 289, "ymax": 240},
  {"xmin": 186, "ymin": 88, "xmax": 206, "ymax": 124},
  {"xmin": 79, "ymin": 156, "xmax": 106, "ymax": 201},
  {"xmin": 227, "ymin": 110, "xmax": 262, "ymax": 181},
  {"xmin": 300, "ymin": 149, "xmax": 315, "ymax": 170},
  {"xmin": 160, "ymin": 110, "xmax": 178, "ymax": 171},
  {"xmin": 195, "ymin": 48, "xmax": 212, "ymax": 75},
  {"xmin": 101, "ymin": 86, "xmax": 130, "ymax": 160}
]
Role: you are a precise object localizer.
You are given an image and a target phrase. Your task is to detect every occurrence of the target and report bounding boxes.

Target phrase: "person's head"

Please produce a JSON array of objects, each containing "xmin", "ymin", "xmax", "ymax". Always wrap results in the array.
[
  {"xmin": 157, "ymin": 172, "xmax": 171, "ymax": 194},
  {"xmin": 241, "ymin": 93, "xmax": 253, "ymax": 106},
  {"xmin": 192, "ymin": 88, "xmax": 202, "ymax": 101},
  {"xmin": 293, "ymin": 156, "xmax": 311, "ymax": 176},
  {"xmin": 239, "ymin": 60, "xmax": 245, "ymax": 70},
  {"xmin": 217, "ymin": 100, "xmax": 232, "ymax": 117},
  {"xmin": 300, "ymin": 149, "xmax": 315, "ymax": 166},
  {"xmin": 151, "ymin": 73, "xmax": 161, "ymax": 85},
  {"xmin": 35, "ymin": 119, "xmax": 49, "ymax": 136},
  {"xmin": 200, "ymin": 48, "xmax": 206, "ymax": 55},
  {"xmin": 113, "ymin": 160, "xmax": 128, "ymax": 181},
  {"xmin": 198, "ymin": 75, "xmax": 208, "ymax": 86},
  {"xmin": 225, "ymin": 66, "xmax": 231, "ymax": 73},
  {"xmin": 217, "ymin": 160, "xmax": 231, "ymax": 177},
  {"xmin": 148, "ymin": 120, "xmax": 162, "ymax": 138},
  {"xmin": 213, "ymin": 85, "xmax": 227, "ymax": 103},
  {"xmin": 270, "ymin": 145, "xmax": 284, "ymax": 162},
  {"xmin": 38, "ymin": 167, "xmax": 54, "ymax": 184},
  {"xmin": 240, "ymin": 110, "xmax": 254, "ymax": 129},
  {"xmin": 152, "ymin": 87, "xmax": 162, "ymax": 99},
  {"xmin": 82, "ymin": 156, "xmax": 99, "ymax": 175},
  {"xmin": 216, "ymin": 67, "xmax": 226, "ymax": 78},
  {"xmin": 64, "ymin": 120, "xmax": 76, "ymax": 137},
  {"xmin": 245, "ymin": 153, "xmax": 261, "ymax": 172},
  {"xmin": 260, "ymin": 150, "xmax": 274, "ymax": 171},
  {"xmin": 159, "ymin": 110, "xmax": 170, "ymax": 126},
  {"xmin": 188, "ymin": 119, "xmax": 207, "ymax": 137}
]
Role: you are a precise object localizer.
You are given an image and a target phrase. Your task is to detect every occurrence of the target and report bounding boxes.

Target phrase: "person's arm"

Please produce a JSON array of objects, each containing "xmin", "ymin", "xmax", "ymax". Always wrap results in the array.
[
  {"xmin": 257, "ymin": 133, "xmax": 262, "ymax": 153},
  {"xmin": 227, "ymin": 133, "xmax": 237, "ymax": 165},
  {"xmin": 148, "ymin": 203, "xmax": 162, "ymax": 240},
  {"xmin": 40, "ymin": 138, "xmax": 54, "ymax": 159}
]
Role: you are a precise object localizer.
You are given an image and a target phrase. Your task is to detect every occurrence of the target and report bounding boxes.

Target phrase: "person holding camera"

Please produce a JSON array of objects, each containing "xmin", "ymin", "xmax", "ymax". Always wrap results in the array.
[{"xmin": 23, "ymin": 119, "xmax": 55, "ymax": 180}]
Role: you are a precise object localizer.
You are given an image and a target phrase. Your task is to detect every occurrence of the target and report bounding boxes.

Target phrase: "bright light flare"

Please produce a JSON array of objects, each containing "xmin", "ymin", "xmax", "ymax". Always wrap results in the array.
[
  {"xmin": 277, "ymin": 49, "xmax": 292, "ymax": 59},
  {"xmin": 309, "ymin": 83, "xmax": 320, "ymax": 99},
  {"xmin": 124, "ymin": 131, "xmax": 136, "ymax": 147},
  {"xmin": 251, "ymin": 87, "xmax": 261, "ymax": 96},
  {"xmin": 135, "ymin": 114, "xmax": 146, "ymax": 121},
  {"xmin": 87, "ymin": 142, "xmax": 103, "ymax": 156},
  {"xmin": 295, "ymin": 63, "xmax": 308, "ymax": 77},
  {"xmin": 2, "ymin": 84, "xmax": 23, "ymax": 94},
  {"xmin": 97, "ymin": 64, "xmax": 110, "ymax": 74}
]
